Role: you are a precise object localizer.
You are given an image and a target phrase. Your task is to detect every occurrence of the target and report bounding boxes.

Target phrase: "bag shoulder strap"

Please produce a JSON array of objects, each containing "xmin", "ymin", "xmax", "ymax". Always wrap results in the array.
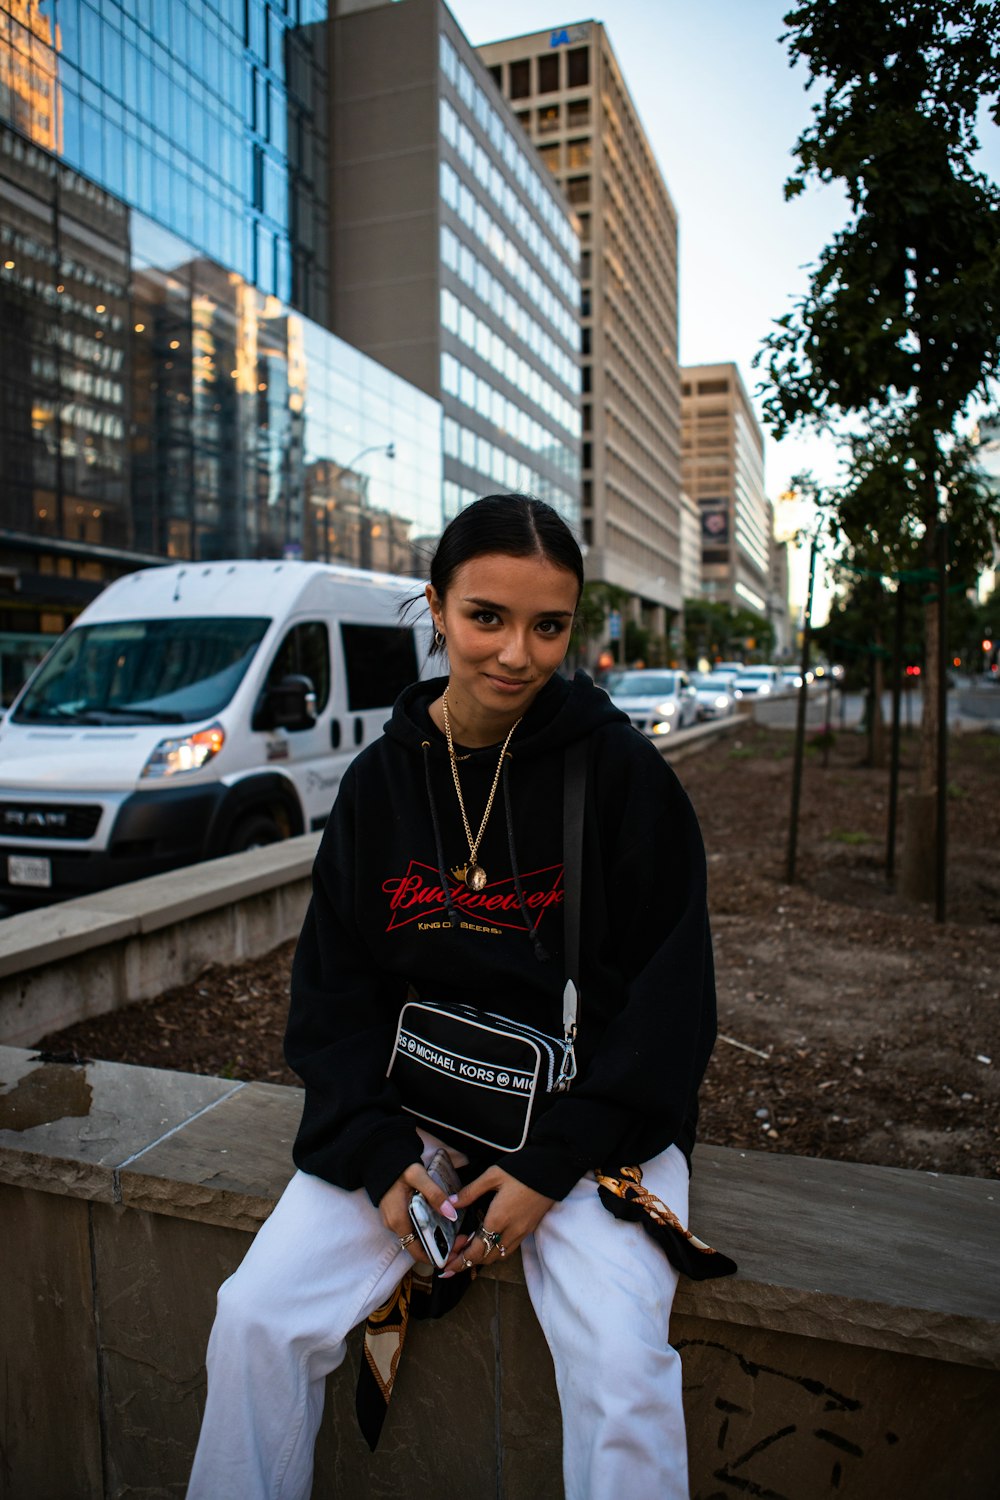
[{"xmin": 562, "ymin": 737, "xmax": 587, "ymax": 1000}]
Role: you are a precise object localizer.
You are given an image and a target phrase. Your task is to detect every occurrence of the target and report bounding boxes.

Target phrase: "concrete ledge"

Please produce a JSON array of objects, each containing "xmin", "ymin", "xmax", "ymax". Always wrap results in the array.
[
  {"xmin": 0, "ymin": 834, "xmax": 320, "ymax": 976},
  {"xmin": 2, "ymin": 1046, "xmax": 998, "ymax": 1497},
  {"xmin": 655, "ymin": 711, "xmax": 745, "ymax": 763},
  {"xmin": 0, "ymin": 834, "xmax": 320, "ymax": 1047},
  {"xmin": 2, "ymin": 1045, "xmax": 996, "ymax": 1371}
]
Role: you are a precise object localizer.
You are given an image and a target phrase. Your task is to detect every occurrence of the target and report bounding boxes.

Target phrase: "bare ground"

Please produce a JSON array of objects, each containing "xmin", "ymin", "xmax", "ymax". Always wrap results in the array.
[{"xmin": 38, "ymin": 722, "xmax": 1000, "ymax": 1180}]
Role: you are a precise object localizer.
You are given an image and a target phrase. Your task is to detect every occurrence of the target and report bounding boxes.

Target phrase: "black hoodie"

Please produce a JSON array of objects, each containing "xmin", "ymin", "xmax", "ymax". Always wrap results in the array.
[{"xmin": 285, "ymin": 670, "xmax": 717, "ymax": 1208}]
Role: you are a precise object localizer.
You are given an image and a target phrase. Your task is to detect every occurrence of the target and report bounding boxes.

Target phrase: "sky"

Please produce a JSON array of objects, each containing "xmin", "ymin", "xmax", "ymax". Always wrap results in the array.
[{"xmin": 447, "ymin": 0, "xmax": 1000, "ymax": 612}]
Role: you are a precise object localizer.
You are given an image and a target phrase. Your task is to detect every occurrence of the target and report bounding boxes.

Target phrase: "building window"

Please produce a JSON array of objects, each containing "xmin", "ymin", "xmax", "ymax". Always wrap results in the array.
[
  {"xmin": 566, "ymin": 138, "xmax": 591, "ymax": 169},
  {"xmin": 698, "ymin": 379, "xmax": 729, "ymax": 395},
  {"xmin": 487, "ymin": 64, "xmax": 501, "ymax": 87},
  {"xmin": 577, "ymin": 212, "xmax": 590, "ymax": 243},
  {"xmin": 582, "ymin": 442, "xmax": 592, "ymax": 471},
  {"xmin": 509, "ymin": 59, "xmax": 530, "ymax": 98},
  {"xmin": 582, "ymin": 365, "xmax": 591, "ymax": 392},
  {"xmin": 537, "ymin": 54, "xmax": 560, "ymax": 93},
  {"xmin": 567, "ymin": 99, "xmax": 590, "ymax": 127},
  {"xmin": 566, "ymin": 176, "xmax": 589, "ymax": 205},
  {"xmin": 538, "ymin": 104, "xmax": 560, "ymax": 134},
  {"xmin": 567, "ymin": 47, "xmax": 589, "ymax": 87},
  {"xmin": 537, "ymin": 143, "xmax": 560, "ymax": 175}
]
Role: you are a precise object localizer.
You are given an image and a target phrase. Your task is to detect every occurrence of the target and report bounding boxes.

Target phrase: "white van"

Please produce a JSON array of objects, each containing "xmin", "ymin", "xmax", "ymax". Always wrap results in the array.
[{"xmin": 0, "ymin": 560, "xmax": 431, "ymax": 908}]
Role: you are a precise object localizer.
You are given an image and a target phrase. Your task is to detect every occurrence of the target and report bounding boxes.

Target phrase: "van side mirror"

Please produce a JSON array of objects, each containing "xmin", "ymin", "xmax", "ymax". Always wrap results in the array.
[{"xmin": 259, "ymin": 674, "xmax": 317, "ymax": 732}]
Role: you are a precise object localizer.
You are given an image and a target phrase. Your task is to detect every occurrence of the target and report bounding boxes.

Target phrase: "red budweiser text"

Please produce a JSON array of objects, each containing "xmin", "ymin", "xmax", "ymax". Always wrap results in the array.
[{"xmin": 383, "ymin": 860, "xmax": 563, "ymax": 932}]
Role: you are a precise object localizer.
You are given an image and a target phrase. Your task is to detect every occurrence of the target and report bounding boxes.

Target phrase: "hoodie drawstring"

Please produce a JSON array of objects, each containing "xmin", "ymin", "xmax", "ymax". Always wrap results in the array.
[
  {"xmin": 421, "ymin": 742, "xmax": 459, "ymax": 930},
  {"xmin": 502, "ymin": 758, "xmax": 550, "ymax": 963}
]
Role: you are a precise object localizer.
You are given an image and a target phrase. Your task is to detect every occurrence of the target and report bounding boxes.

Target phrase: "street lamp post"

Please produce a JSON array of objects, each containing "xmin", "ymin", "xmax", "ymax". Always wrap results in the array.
[{"xmin": 319, "ymin": 442, "xmax": 395, "ymax": 565}]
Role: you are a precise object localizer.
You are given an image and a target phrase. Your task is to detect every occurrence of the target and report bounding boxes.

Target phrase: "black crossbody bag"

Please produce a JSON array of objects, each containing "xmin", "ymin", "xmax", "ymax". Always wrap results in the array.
[{"xmin": 387, "ymin": 740, "xmax": 587, "ymax": 1155}]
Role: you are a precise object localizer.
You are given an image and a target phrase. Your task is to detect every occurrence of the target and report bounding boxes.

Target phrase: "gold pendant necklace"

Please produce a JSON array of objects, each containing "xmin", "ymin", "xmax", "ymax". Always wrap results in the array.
[{"xmin": 441, "ymin": 690, "xmax": 522, "ymax": 891}]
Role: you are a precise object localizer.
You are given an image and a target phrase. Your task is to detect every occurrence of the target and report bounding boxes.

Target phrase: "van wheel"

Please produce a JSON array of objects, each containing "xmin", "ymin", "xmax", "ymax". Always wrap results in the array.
[{"xmin": 225, "ymin": 813, "xmax": 283, "ymax": 853}]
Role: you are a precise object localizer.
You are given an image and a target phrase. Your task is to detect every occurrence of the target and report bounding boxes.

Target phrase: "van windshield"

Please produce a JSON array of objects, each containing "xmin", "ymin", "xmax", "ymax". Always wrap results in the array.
[{"xmin": 13, "ymin": 617, "xmax": 271, "ymax": 726}]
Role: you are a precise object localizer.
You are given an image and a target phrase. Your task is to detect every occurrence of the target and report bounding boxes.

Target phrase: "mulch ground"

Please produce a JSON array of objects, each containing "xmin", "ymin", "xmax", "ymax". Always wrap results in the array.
[{"xmin": 38, "ymin": 721, "xmax": 1000, "ymax": 1180}]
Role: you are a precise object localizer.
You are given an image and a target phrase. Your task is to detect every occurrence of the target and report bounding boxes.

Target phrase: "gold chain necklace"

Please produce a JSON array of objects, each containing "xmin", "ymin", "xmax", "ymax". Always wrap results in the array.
[{"xmin": 441, "ymin": 689, "xmax": 522, "ymax": 891}]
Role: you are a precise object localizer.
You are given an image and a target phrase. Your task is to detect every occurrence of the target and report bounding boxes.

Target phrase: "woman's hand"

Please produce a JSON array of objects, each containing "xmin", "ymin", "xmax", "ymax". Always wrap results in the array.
[
  {"xmin": 379, "ymin": 1161, "xmax": 459, "ymax": 1262},
  {"xmin": 440, "ymin": 1165, "xmax": 554, "ymax": 1278}
]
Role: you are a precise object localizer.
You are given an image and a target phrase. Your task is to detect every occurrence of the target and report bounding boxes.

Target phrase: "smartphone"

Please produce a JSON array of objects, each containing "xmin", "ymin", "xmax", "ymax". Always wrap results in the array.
[{"xmin": 408, "ymin": 1148, "xmax": 462, "ymax": 1271}]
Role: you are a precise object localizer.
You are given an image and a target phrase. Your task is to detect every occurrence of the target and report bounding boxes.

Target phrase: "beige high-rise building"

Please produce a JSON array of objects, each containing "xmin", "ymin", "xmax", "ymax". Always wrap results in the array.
[
  {"xmin": 681, "ymin": 362, "xmax": 772, "ymax": 619},
  {"xmin": 479, "ymin": 22, "xmax": 683, "ymax": 644}
]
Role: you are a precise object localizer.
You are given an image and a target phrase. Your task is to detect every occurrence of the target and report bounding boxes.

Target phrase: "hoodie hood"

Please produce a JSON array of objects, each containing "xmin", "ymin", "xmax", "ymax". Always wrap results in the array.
[{"xmin": 385, "ymin": 669, "xmax": 628, "ymax": 761}]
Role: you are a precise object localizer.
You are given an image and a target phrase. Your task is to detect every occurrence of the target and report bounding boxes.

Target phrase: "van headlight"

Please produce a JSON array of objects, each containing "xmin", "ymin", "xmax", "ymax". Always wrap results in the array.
[{"xmin": 141, "ymin": 723, "xmax": 225, "ymax": 778}]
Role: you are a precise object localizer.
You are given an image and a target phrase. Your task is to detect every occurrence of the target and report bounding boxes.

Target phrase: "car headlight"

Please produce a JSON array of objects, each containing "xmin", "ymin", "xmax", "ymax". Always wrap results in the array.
[
  {"xmin": 141, "ymin": 722, "xmax": 225, "ymax": 778},
  {"xmin": 655, "ymin": 700, "xmax": 677, "ymax": 715},
  {"xmin": 758, "ymin": 684, "xmax": 771, "ymax": 695},
  {"xmin": 714, "ymin": 695, "xmax": 730, "ymax": 710}
]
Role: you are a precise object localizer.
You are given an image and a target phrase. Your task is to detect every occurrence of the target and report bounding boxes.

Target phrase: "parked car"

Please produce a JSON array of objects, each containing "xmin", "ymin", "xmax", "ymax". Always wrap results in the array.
[
  {"xmin": 603, "ymin": 668, "xmax": 700, "ymax": 737},
  {"xmin": 713, "ymin": 660, "xmax": 744, "ymax": 676},
  {"xmin": 731, "ymin": 664, "xmax": 784, "ymax": 699},
  {"xmin": 780, "ymin": 668, "xmax": 813, "ymax": 691},
  {"xmin": 690, "ymin": 672, "xmax": 737, "ymax": 721},
  {"xmin": 0, "ymin": 560, "xmax": 433, "ymax": 908}
]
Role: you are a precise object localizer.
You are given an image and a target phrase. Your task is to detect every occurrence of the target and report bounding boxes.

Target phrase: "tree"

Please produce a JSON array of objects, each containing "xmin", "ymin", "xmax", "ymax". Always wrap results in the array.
[
  {"xmin": 683, "ymin": 598, "xmax": 775, "ymax": 665},
  {"xmin": 756, "ymin": 0, "xmax": 1000, "ymax": 905}
]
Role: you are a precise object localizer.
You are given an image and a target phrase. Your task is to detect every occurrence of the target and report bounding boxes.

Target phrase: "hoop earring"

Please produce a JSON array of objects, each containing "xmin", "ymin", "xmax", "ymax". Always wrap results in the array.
[{"xmin": 434, "ymin": 629, "xmax": 445, "ymax": 648}]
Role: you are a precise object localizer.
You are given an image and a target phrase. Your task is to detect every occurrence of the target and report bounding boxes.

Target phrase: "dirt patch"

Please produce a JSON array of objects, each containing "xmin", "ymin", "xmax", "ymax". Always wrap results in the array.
[{"xmin": 37, "ymin": 723, "xmax": 1000, "ymax": 1179}]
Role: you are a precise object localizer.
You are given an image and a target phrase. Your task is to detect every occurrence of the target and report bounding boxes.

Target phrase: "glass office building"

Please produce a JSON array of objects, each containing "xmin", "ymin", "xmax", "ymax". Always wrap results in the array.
[
  {"xmin": 0, "ymin": 2, "xmax": 442, "ymax": 704},
  {"xmin": 0, "ymin": 121, "xmax": 441, "ymax": 701},
  {"xmin": 2, "ymin": 0, "xmax": 330, "ymax": 321}
]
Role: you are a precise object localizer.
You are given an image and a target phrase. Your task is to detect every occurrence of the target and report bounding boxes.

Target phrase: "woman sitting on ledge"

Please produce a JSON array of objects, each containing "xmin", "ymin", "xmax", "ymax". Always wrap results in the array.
[{"xmin": 187, "ymin": 494, "xmax": 727, "ymax": 1500}]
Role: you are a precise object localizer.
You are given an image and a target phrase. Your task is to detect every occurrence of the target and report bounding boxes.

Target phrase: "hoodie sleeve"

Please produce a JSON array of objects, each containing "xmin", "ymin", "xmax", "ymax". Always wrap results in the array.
[
  {"xmin": 502, "ymin": 734, "xmax": 716, "ymax": 1200},
  {"xmin": 284, "ymin": 765, "xmax": 424, "ymax": 1207}
]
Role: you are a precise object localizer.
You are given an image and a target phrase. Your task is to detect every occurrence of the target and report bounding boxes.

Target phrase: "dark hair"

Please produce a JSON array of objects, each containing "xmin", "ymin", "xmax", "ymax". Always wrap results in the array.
[{"xmin": 423, "ymin": 494, "xmax": 583, "ymax": 656}]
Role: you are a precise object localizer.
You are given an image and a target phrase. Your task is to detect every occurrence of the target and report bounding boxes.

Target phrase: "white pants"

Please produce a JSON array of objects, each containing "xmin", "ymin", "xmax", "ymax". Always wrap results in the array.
[{"xmin": 187, "ymin": 1138, "xmax": 690, "ymax": 1500}]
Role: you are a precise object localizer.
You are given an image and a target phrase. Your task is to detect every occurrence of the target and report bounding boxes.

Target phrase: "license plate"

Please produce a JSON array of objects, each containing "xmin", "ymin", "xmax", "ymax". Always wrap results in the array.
[{"xmin": 8, "ymin": 855, "xmax": 52, "ymax": 888}]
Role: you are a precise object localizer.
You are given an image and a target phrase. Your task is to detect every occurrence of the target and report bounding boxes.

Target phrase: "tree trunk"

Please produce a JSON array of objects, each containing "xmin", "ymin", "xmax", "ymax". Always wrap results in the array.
[
  {"xmin": 899, "ymin": 789, "xmax": 937, "ymax": 903},
  {"xmin": 918, "ymin": 594, "xmax": 939, "ymax": 792}
]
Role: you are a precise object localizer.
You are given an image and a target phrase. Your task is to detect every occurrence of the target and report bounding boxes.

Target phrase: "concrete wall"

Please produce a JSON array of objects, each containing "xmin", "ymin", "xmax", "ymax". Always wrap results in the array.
[{"xmin": 1, "ymin": 1045, "xmax": 998, "ymax": 1499}]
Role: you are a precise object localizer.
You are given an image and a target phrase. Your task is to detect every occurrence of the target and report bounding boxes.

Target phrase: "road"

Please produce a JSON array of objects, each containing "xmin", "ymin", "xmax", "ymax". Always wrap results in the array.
[
  {"xmin": 749, "ymin": 675, "xmax": 1000, "ymax": 733},
  {"xmin": 837, "ymin": 678, "xmax": 1000, "ymax": 730}
]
